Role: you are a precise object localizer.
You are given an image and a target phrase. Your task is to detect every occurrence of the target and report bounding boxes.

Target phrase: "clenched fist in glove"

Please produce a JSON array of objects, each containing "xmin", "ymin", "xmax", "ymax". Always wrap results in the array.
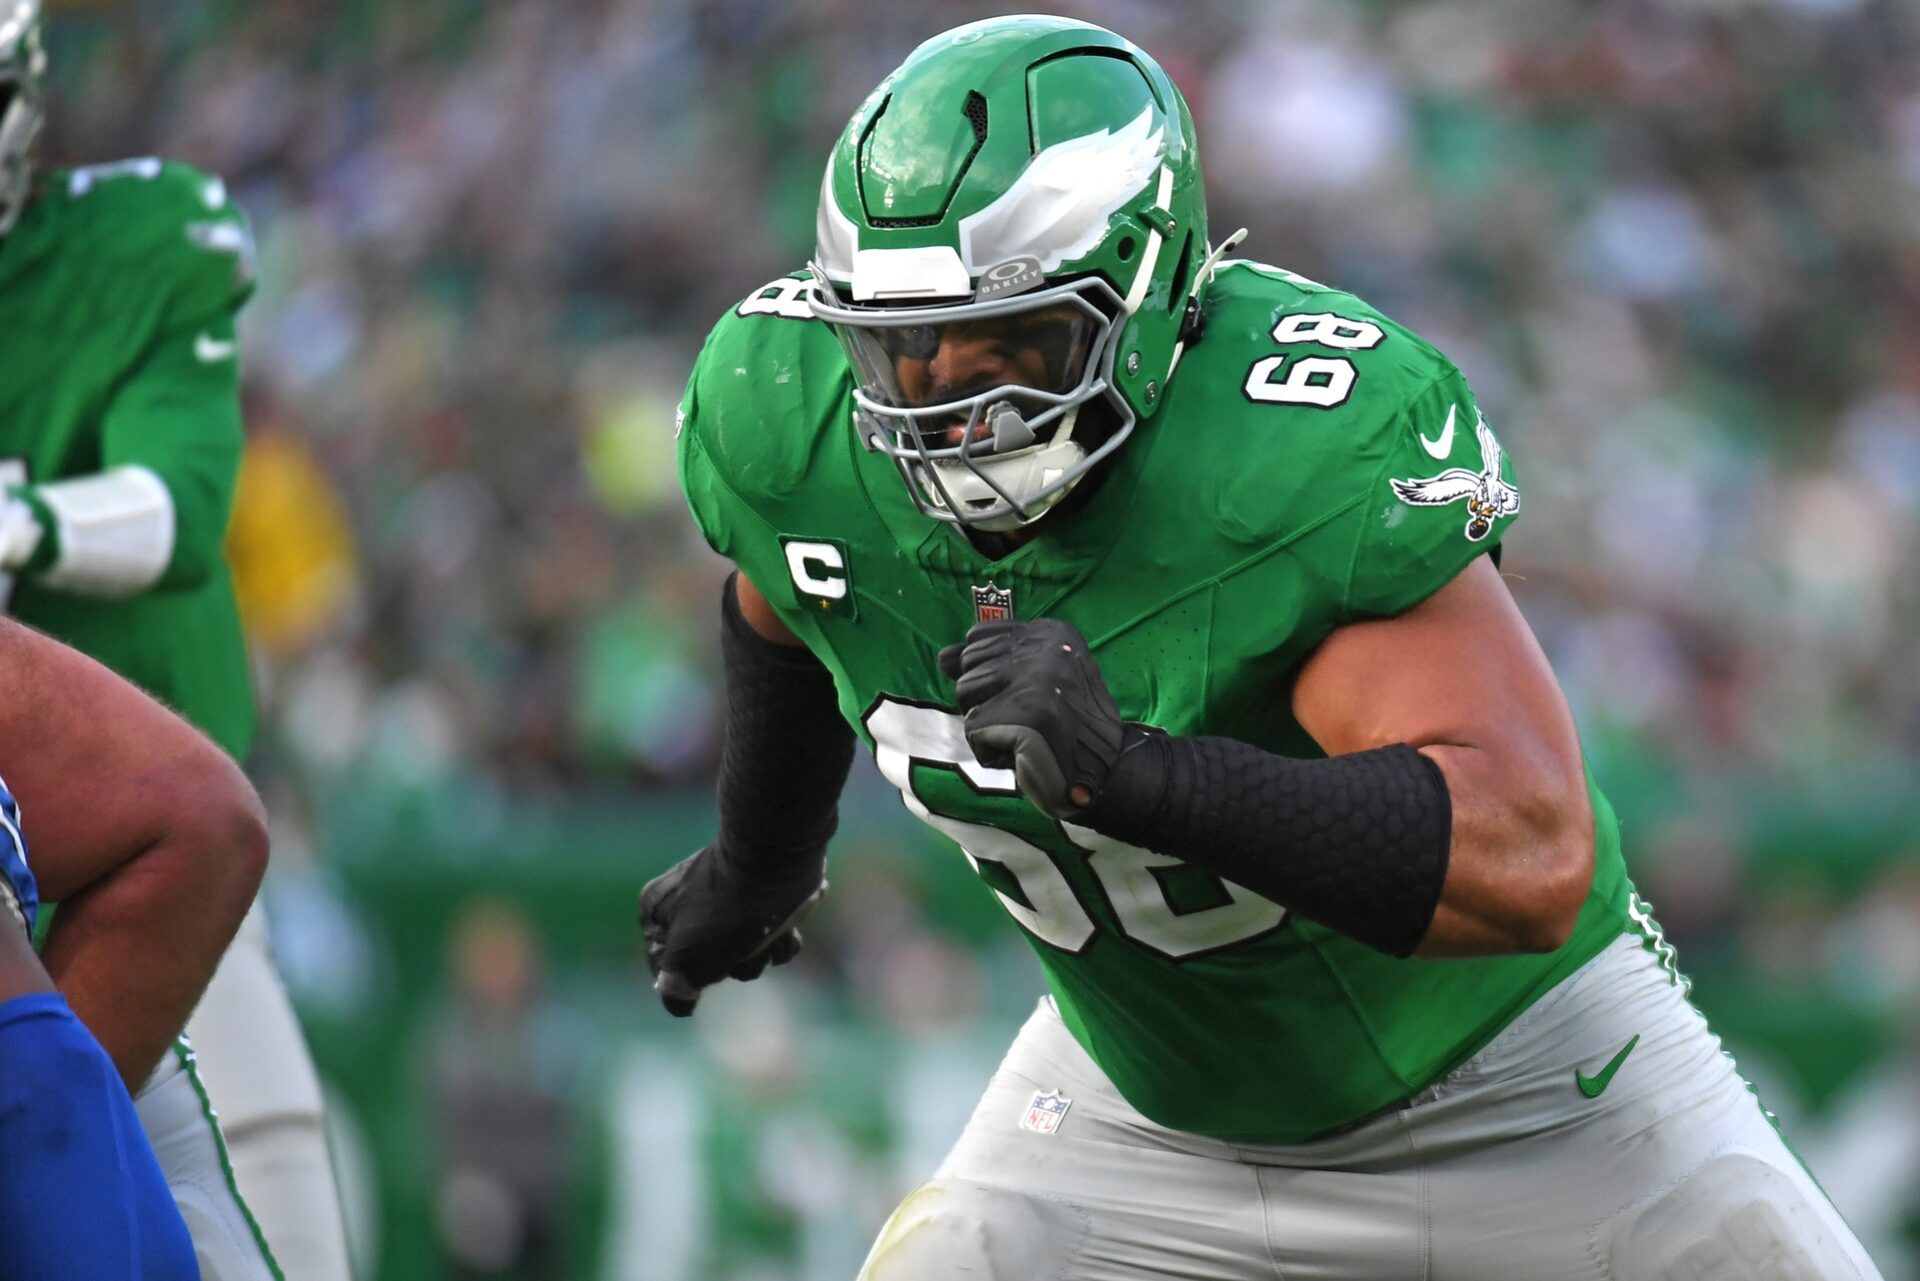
[
  {"xmin": 938, "ymin": 619, "xmax": 1128, "ymax": 820},
  {"xmin": 639, "ymin": 844, "xmax": 826, "ymax": 1017}
]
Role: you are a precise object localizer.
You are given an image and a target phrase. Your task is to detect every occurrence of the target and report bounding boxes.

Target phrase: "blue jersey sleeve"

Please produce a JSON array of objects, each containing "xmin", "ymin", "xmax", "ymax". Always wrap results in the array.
[
  {"xmin": 0, "ymin": 993, "xmax": 199, "ymax": 1280},
  {"xmin": 0, "ymin": 774, "xmax": 35, "ymax": 936}
]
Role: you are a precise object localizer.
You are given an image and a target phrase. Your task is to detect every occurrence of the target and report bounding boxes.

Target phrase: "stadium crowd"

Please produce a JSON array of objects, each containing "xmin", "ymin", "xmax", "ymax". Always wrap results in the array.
[{"xmin": 38, "ymin": 0, "xmax": 1920, "ymax": 1275}]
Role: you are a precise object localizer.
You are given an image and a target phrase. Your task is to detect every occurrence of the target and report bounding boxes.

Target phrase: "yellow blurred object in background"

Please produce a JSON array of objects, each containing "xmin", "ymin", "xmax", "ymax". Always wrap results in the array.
[{"xmin": 226, "ymin": 431, "xmax": 356, "ymax": 658}]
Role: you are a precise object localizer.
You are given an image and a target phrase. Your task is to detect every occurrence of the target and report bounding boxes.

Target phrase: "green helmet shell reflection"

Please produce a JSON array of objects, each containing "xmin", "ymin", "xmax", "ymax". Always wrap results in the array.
[{"xmin": 810, "ymin": 15, "xmax": 1209, "ymax": 530}]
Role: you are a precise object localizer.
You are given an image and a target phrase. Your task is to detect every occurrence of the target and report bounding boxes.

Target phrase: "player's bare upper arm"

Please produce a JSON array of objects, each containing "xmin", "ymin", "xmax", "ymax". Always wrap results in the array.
[
  {"xmin": 0, "ymin": 618, "xmax": 265, "ymax": 902},
  {"xmin": 1295, "ymin": 558, "xmax": 1575, "ymax": 773},
  {"xmin": 0, "ymin": 921, "xmax": 52, "ymax": 1004},
  {"xmin": 734, "ymin": 571, "xmax": 806, "ymax": 647},
  {"xmin": 1294, "ymin": 556, "xmax": 1594, "ymax": 953}
]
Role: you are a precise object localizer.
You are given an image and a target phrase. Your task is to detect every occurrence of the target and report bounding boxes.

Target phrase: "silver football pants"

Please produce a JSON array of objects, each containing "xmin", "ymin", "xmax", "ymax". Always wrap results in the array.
[
  {"xmin": 185, "ymin": 901, "xmax": 354, "ymax": 1281},
  {"xmin": 859, "ymin": 933, "xmax": 1883, "ymax": 1280},
  {"xmin": 135, "ymin": 1040, "xmax": 281, "ymax": 1281}
]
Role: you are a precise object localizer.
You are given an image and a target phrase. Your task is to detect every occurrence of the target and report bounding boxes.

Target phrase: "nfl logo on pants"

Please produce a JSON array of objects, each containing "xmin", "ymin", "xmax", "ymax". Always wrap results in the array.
[
  {"xmin": 1020, "ymin": 1089, "xmax": 1071, "ymax": 1136},
  {"xmin": 973, "ymin": 582, "xmax": 1013, "ymax": 623}
]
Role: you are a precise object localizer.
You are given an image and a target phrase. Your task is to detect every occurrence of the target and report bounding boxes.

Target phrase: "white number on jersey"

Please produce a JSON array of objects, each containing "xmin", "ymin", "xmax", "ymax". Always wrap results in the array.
[
  {"xmin": 866, "ymin": 697, "xmax": 1285, "ymax": 959},
  {"xmin": 736, "ymin": 277, "xmax": 816, "ymax": 321},
  {"xmin": 1243, "ymin": 310, "xmax": 1385, "ymax": 408},
  {"xmin": 67, "ymin": 157, "xmax": 164, "ymax": 197}
]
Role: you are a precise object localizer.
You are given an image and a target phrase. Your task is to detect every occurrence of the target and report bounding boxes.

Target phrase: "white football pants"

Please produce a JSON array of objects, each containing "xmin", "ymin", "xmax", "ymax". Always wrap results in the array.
[
  {"xmin": 860, "ymin": 933, "xmax": 1883, "ymax": 1280},
  {"xmin": 182, "ymin": 901, "xmax": 353, "ymax": 1281},
  {"xmin": 136, "ymin": 1041, "xmax": 281, "ymax": 1280}
]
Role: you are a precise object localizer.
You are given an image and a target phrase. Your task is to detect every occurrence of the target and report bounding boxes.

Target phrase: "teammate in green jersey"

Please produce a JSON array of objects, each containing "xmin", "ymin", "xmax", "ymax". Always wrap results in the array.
[
  {"xmin": 644, "ymin": 15, "xmax": 1882, "ymax": 1279},
  {"xmin": 0, "ymin": 4, "xmax": 350, "ymax": 1277}
]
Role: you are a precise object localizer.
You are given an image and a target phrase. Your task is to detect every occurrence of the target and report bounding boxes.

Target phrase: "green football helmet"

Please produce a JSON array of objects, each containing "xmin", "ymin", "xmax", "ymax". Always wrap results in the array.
[
  {"xmin": 809, "ymin": 15, "xmax": 1213, "ymax": 531},
  {"xmin": 0, "ymin": 0, "xmax": 43, "ymax": 238}
]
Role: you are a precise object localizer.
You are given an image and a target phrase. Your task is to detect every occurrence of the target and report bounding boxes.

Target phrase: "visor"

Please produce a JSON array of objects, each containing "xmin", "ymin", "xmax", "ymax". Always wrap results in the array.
[
  {"xmin": 808, "ymin": 267, "xmax": 1134, "ymax": 529},
  {"xmin": 810, "ymin": 272, "xmax": 1121, "ymax": 438},
  {"xmin": 833, "ymin": 297, "xmax": 1102, "ymax": 416}
]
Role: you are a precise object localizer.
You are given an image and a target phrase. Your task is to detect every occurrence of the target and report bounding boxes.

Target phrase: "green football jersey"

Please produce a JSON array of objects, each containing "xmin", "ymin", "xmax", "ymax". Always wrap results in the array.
[
  {"xmin": 679, "ymin": 261, "xmax": 1631, "ymax": 1144},
  {"xmin": 0, "ymin": 158, "xmax": 256, "ymax": 759}
]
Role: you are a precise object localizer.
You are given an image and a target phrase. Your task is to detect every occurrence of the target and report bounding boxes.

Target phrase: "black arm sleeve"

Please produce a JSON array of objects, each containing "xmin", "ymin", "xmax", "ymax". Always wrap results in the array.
[
  {"xmin": 715, "ymin": 574, "xmax": 857, "ymax": 876},
  {"xmin": 1077, "ymin": 732, "xmax": 1452, "ymax": 957}
]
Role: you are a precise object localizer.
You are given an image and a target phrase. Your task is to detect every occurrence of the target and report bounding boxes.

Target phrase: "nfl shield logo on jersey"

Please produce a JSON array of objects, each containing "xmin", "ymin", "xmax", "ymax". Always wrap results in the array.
[
  {"xmin": 1019, "ymin": 1089, "xmax": 1071, "ymax": 1136},
  {"xmin": 973, "ymin": 582, "xmax": 1013, "ymax": 623}
]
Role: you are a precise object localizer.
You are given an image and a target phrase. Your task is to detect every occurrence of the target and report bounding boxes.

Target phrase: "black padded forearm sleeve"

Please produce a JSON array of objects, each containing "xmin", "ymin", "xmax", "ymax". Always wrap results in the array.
[
  {"xmin": 1078, "ymin": 732, "xmax": 1452, "ymax": 957},
  {"xmin": 715, "ymin": 574, "xmax": 856, "ymax": 876}
]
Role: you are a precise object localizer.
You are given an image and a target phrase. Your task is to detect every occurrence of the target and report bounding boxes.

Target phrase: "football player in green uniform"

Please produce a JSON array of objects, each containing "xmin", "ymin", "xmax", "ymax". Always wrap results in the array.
[
  {"xmin": 0, "ymin": 3, "xmax": 349, "ymax": 1276},
  {"xmin": 644, "ymin": 16, "xmax": 1886, "ymax": 1279}
]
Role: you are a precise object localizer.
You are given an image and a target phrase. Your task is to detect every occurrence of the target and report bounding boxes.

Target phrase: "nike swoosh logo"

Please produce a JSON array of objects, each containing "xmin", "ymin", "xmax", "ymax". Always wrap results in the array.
[
  {"xmin": 1419, "ymin": 404, "xmax": 1457, "ymax": 459},
  {"xmin": 194, "ymin": 333, "xmax": 236, "ymax": 363},
  {"xmin": 1575, "ymin": 1034, "xmax": 1640, "ymax": 1098}
]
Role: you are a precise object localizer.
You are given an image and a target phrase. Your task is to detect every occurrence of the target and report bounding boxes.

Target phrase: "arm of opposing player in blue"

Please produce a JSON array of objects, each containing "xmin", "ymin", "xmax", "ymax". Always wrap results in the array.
[
  {"xmin": 0, "ymin": 884, "xmax": 198, "ymax": 1278},
  {"xmin": 0, "ymin": 991, "xmax": 200, "ymax": 1279},
  {"xmin": 0, "ymin": 617, "xmax": 267, "ymax": 1085}
]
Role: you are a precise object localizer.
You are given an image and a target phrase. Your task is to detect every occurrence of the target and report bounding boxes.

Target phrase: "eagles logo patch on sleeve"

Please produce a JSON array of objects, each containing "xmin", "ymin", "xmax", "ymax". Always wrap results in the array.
[{"xmin": 1389, "ymin": 410, "xmax": 1520, "ymax": 542}]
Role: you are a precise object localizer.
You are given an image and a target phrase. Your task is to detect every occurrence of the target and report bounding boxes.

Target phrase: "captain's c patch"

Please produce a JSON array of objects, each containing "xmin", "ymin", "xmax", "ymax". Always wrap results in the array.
[{"xmin": 781, "ymin": 537, "xmax": 856, "ymax": 618}]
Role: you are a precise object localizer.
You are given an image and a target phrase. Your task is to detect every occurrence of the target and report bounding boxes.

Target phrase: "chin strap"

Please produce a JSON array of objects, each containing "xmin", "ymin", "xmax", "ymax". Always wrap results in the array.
[
  {"xmin": 1196, "ymin": 227, "xmax": 1250, "ymax": 289},
  {"xmin": 1167, "ymin": 227, "xmax": 1247, "ymax": 378}
]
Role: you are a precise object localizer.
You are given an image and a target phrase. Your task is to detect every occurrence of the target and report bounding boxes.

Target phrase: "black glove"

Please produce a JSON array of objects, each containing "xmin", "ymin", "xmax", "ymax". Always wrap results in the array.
[
  {"xmin": 639, "ymin": 844, "xmax": 826, "ymax": 1017},
  {"xmin": 937, "ymin": 619, "xmax": 1125, "ymax": 820}
]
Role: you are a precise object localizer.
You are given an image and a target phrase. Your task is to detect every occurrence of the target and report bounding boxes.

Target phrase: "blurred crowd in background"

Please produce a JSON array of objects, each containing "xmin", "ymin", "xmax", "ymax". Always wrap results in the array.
[{"xmin": 36, "ymin": 0, "xmax": 1920, "ymax": 1276}]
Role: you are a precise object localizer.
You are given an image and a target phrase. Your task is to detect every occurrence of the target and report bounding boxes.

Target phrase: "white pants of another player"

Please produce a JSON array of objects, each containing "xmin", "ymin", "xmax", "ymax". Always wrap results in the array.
[
  {"xmin": 146, "ymin": 901, "xmax": 353, "ymax": 1281},
  {"xmin": 859, "ymin": 934, "xmax": 1884, "ymax": 1281},
  {"xmin": 136, "ymin": 1038, "xmax": 281, "ymax": 1279}
]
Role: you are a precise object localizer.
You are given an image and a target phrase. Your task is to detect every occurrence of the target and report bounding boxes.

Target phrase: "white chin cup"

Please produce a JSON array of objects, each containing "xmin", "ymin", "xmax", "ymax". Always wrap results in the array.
[{"xmin": 923, "ymin": 436, "xmax": 1087, "ymax": 532}]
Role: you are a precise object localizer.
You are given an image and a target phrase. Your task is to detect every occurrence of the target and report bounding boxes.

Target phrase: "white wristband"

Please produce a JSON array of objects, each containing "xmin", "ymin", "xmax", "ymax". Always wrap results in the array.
[
  {"xmin": 0, "ymin": 495, "xmax": 45, "ymax": 572},
  {"xmin": 35, "ymin": 465, "xmax": 177, "ymax": 596}
]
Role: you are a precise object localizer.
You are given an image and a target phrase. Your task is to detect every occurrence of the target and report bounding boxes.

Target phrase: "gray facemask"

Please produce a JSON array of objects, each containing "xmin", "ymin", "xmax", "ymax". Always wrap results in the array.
[{"xmin": 0, "ymin": 0, "xmax": 46, "ymax": 239}]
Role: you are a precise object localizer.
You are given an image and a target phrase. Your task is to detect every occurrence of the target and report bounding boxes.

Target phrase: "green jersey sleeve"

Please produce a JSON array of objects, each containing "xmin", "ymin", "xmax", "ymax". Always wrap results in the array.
[
  {"xmin": 28, "ymin": 160, "xmax": 256, "ymax": 592},
  {"xmin": 676, "ymin": 326, "xmax": 746, "ymax": 561},
  {"xmin": 147, "ymin": 160, "xmax": 257, "ymax": 326},
  {"xmin": 677, "ymin": 278, "xmax": 857, "ymax": 566},
  {"xmin": 1343, "ymin": 363, "xmax": 1518, "ymax": 619},
  {"xmin": 56, "ymin": 158, "xmax": 256, "ymax": 326}
]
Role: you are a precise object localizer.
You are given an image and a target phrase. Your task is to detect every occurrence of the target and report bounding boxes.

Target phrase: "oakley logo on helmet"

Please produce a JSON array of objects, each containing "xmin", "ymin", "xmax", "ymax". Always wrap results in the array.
[{"xmin": 974, "ymin": 256, "xmax": 1045, "ymax": 303}]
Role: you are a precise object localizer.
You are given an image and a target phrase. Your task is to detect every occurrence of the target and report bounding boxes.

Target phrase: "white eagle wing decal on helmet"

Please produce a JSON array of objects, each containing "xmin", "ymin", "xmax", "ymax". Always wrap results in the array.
[
  {"xmin": 814, "ymin": 167, "xmax": 861, "ymax": 282},
  {"xmin": 958, "ymin": 106, "xmax": 1164, "ymax": 274}
]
